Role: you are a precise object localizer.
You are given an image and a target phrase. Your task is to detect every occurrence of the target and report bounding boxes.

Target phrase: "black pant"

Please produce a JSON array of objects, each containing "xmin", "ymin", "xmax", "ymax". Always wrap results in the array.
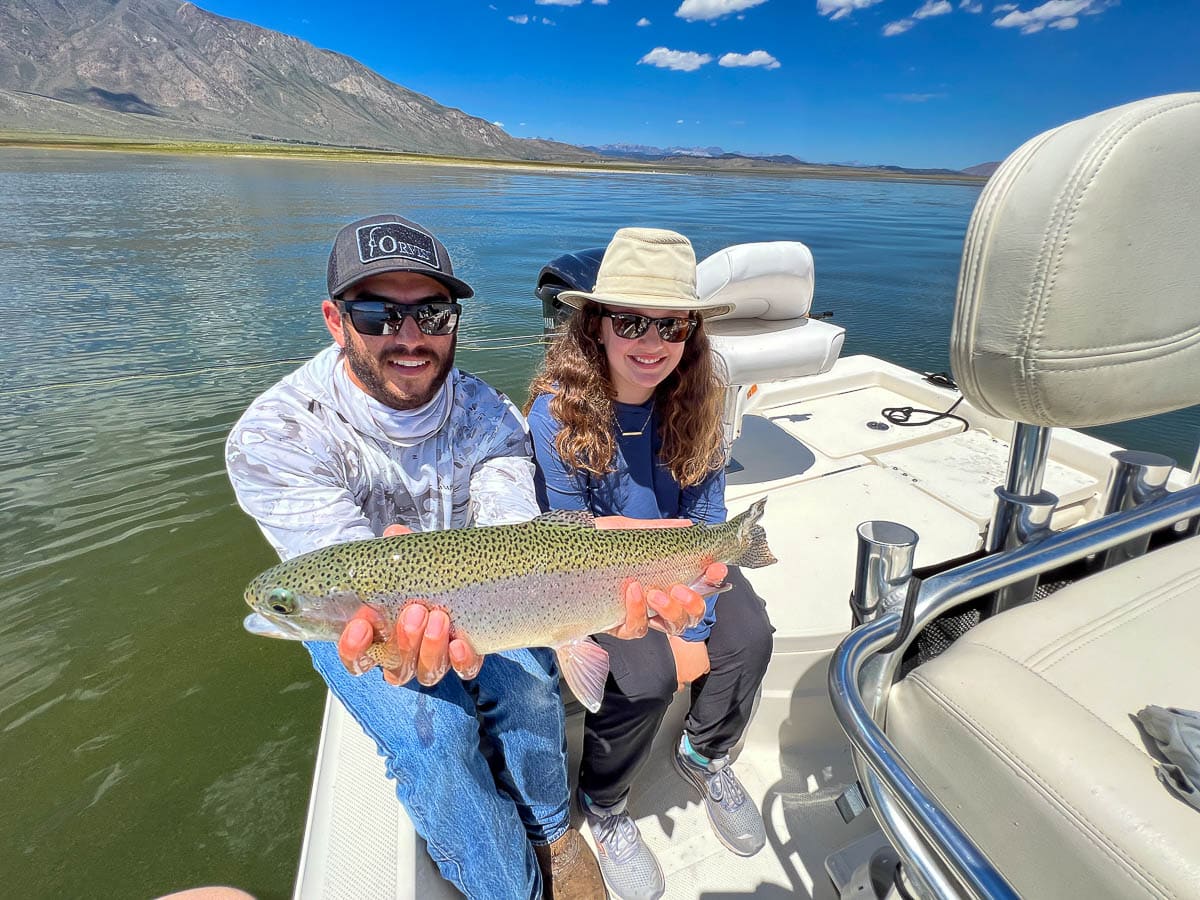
[{"xmin": 579, "ymin": 568, "xmax": 774, "ymax": 809}]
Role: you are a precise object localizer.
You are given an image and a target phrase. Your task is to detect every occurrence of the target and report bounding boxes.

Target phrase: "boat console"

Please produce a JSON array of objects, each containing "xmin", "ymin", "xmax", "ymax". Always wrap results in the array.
[{"xmin": 828, "ymin": 92, "xmax": 1200, "ymax": 899}]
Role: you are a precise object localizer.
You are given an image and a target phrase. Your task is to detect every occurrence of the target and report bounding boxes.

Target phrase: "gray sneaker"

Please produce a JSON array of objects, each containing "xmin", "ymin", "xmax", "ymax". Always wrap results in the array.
[
  {"xmin": 579, "ymin": 790, "xmax": 665, "ymax": 900},
  {"xmin": 672, "ymin": 736, "xmax": 766, "ymax": 857}
]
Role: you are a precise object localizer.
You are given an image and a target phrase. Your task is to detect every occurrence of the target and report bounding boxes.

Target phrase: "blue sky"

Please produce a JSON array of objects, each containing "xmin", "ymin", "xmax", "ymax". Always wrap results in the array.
[{"xmin": 199, "ymin": 1, "xmax": 1198, "ymax": 169}]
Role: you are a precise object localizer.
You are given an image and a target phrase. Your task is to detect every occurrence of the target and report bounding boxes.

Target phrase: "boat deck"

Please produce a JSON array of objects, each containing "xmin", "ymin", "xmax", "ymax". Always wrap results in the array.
[{"xmin": 293, "ymin": 355, "xmax": 1126, "ymax": 899}]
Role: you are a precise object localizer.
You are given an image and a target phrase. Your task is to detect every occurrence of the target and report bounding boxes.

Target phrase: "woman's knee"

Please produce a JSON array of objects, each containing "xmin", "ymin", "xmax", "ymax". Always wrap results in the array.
[{"xmin": 619, "ymin": 662, "xmax": 678, "ymax": 706}]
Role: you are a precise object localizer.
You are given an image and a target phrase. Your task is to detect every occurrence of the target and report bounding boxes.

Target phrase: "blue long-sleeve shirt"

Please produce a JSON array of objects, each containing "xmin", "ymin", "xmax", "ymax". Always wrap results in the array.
[{"xmin": 527, "ymin": 392, "xmax": 726, "ymax": 639}]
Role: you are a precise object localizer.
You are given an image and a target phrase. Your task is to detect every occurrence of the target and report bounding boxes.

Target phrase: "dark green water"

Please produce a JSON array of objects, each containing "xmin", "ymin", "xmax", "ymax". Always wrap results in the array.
[{"xmin": 0, "ymin": 150, "xmax": 1195, "ymax": 899}]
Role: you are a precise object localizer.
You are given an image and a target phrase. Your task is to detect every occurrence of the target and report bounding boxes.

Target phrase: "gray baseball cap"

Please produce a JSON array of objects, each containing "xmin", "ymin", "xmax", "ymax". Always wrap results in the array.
[{"xmin": 326, "ymin": 214, "xmax": 474, "ymax": 300}]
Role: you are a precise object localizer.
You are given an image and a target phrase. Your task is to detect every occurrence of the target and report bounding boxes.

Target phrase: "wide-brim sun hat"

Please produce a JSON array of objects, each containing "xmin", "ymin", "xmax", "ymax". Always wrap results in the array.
[{"xmin": 557, "ymin": 227, "xmax": 733, "ymax": 318}]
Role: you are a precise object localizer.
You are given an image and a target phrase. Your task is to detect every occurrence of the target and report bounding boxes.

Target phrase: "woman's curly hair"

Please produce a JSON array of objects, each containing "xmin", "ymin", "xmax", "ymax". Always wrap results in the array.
[{"xmin": 526, "ymin": 300, "xmax": 726, "ymax": 487}]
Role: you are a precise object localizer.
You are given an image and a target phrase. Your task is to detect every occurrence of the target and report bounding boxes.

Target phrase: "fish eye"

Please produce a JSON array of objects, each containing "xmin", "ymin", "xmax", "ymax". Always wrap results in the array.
[{"xmin": 268, "ymin": 587, "xmax": 296, "ymax": 615}]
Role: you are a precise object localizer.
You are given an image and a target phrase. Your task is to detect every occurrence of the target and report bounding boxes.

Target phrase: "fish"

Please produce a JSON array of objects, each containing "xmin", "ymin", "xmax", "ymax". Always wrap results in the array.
[{"xmin": 243, "ymin": 497, "xmax": 775, "ymax": 711}]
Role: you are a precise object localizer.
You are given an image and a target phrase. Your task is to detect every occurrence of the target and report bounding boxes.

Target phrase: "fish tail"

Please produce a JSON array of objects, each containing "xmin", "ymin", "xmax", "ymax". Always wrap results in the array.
[{"xmin": 732, "ymin": 498, "xmax": 777, "ymax": 568}]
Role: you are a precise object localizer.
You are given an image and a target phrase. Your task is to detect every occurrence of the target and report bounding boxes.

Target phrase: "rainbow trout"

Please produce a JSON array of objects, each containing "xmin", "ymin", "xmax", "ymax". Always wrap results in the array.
[{"xmin": 243, "ymin": 498, "xmax": 774, "ymax": 711}]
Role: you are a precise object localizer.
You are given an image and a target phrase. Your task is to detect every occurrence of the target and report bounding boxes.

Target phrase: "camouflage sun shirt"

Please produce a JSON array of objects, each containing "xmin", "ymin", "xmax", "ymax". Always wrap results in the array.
[{"xmin": 226, "ymin": 345, "xmax": 540, "ymax": 561}]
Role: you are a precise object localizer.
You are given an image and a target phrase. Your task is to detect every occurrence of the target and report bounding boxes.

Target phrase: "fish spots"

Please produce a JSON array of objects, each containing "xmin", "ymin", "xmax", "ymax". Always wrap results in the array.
[{"xmin": 245, "ymin": 505, "xmax": 769, "ymax": 650}]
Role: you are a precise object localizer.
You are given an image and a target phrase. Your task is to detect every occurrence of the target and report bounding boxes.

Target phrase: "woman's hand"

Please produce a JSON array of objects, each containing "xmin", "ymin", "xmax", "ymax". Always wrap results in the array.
[
  {"xmin": 669, "ymin": 634, "xmax": 711, "ymax": 691},
  {"xmin": 335, "ymin": 522, "xmax": 484, "ymax": 685},
  {"xmin": 594, "ymin": 515, "xmax": 726, "ymax": 639}
]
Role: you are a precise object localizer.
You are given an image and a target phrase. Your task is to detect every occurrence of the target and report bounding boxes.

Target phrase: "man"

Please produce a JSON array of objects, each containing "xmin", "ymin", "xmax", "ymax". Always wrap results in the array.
[{"xmin": 226, "ymin": 215, "xmax": 709, "ymax": 899}]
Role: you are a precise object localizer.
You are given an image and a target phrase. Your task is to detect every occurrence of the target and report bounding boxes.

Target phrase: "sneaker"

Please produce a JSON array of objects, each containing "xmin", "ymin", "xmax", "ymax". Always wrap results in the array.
[
  {"xmin": 672, "ymin": 735, "xmax": 766, "ymax": 857},
  {"xmin": 578, "ymin": 789, "xmax": 665, "ymax": 900}
]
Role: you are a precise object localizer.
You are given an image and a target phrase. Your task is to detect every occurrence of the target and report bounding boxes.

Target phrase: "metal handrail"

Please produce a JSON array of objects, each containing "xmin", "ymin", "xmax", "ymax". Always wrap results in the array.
[{"xmin": 829, "ymin": 483, "xmax": 1200, "ymax": 899}]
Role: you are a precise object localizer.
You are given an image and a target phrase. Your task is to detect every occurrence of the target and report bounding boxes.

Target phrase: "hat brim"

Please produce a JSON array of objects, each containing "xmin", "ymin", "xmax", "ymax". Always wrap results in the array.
[
  {"xmin": 332, "ymin": 264, "xmax": 474, "ymax": 300},
  {"xmin": 557, "ymin": 289, "xmax": 731, "ymax": 319}
]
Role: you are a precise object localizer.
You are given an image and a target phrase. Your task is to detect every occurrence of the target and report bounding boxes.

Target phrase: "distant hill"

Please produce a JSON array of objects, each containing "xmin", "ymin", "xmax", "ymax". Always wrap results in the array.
[
  {"xmin": 0, "ymin": 0, "xmax": 594, "ymax": 161},
  {"xmin": 587, "ymin": 143, "xmax": 730, "ymax": 160},
  {"xmin": 587, "ymin": 141, "xmax": 966, "ymax": 177},
  {"xmin": 963, "ymin": 162, "xmax": 1001, "ymax": 177}
]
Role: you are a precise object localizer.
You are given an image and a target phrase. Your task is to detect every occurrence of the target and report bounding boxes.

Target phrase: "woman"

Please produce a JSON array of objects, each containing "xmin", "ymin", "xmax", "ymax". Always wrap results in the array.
[{"xmin": 525, "ymin": 227, "xmax": 774, "ymax": 900}]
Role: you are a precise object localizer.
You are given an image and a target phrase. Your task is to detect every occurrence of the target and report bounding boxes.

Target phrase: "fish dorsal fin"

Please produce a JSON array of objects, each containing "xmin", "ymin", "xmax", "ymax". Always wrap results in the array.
[{"xmin": 534, "ymin": 509, "xmax": 597, "ymax": 528}]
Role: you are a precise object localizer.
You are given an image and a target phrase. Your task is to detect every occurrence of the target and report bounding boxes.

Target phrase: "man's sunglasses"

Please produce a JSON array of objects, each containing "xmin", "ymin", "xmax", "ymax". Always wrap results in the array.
[
  {"xmin": 600, "ymin": 311, "xmax": 698, "ymax": 344},
  {"xmin": 339, "ymin": 296, "xmax": 462, "ymax": 337}
]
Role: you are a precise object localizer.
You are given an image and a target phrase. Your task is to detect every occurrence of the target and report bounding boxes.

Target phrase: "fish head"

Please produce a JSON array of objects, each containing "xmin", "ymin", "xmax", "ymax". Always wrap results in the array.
[{"xmin": 243, "ymin": 565, "xmax": 366, "ymax": 643}]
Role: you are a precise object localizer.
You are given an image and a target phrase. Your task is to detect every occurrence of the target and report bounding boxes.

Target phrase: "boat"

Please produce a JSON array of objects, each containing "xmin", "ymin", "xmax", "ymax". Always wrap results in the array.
[{"xmin": 290, "ymin": 92, "xmax": 1200, "ymax": 898}]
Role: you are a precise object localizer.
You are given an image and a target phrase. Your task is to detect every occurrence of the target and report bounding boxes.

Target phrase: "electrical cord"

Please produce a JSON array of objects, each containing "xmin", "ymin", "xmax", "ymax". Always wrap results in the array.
[{"xmin": 879, "ymin": 371, "xmax": 970, "ymax": 432}]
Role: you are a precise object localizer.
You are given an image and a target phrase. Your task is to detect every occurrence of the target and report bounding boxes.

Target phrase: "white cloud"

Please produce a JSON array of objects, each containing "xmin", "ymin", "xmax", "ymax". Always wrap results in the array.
[
  {"xmin": 817, "ymin": 0, "xmax": 885, "ymax": 20},
  {"xmin": 719, "ymin": 50, "xmax": 781, "ymax": 69},
  {"xmin": 639, "ymin": 47, "xmax": 714, "ymax": 71},
  {"xmin": 508, "ymin": 13, "xmax": 555, "ymax": 25},
  {"xmin": 676, "ymin": 0, "xmax": 769, "ymax": 23},
  {"xmin": 960, "ymin": 0, "xmax": 983, "ymax": 10},
  {"xmin": 677, "ymin": 119, "xmax": 685, "ymax": 124},
  {"xmin": 914, "ymin": 0, "xmax": 953, "ymax": 18},
  {"xmin": 887, "ymin": 92, "xmax": 946, "ymax": 101},
  {"xmin": 535, "ymin": 0, "xmax": 582, "ymax": 5},
  {"xmin": 493, "ymin": 121, "xmax": 504, "ymax": 127},
  {"xmin": 593, "ymin": 0, "xmax": 610, "ymax": 4},
  {"xmin": 993, "ymin": 0, "xmax": 1098, "ymax": 34},
  {"xmin": 883, "ymin": 18, "xmax": 915, "ymax": 34},
  {"xmin": 993, "ymin": 3, "xmax": 1018, "ymax": 10},
  {"xmin": 637, "ymin": 17, "xmax": 652, "ymax": 26},
  {"xmin": 508, "ymin": 14, "xmax": 529, "ymax": 23}
]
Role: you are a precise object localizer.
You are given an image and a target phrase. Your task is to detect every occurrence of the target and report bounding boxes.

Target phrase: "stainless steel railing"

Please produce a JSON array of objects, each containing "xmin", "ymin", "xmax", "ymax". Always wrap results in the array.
[{"xmin": 829, "ymin": 482, "xmax": 1200, "ymax": 899}]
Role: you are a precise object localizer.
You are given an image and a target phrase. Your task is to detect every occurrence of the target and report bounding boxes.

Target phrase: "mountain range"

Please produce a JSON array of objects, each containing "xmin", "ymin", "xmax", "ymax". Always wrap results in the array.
[
  {"xmin": 0, "ymin": 0, "xmax": 989, "ymax": 175},
  {"xmin": 0, "ymin": 0, "xmax": 593, "ymax": 161}
]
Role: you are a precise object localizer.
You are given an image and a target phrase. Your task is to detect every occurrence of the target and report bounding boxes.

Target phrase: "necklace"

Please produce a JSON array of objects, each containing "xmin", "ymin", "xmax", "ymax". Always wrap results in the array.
[{"xmin": 619, "ymin": 402, "xmax": 655, "ymax": 438}]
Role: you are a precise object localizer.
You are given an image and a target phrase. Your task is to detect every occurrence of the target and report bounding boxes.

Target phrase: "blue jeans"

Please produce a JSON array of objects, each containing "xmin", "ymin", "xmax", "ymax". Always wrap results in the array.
[{"xmin": 306, "ymin": 641, "xmax": 571, "ymax": 899}]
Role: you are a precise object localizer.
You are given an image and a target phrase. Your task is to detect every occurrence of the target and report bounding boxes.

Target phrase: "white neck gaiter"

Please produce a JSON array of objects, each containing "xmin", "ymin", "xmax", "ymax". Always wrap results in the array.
[{"xmin": 332, "ymin": 358, "xmax": 454, "ymax": 447}]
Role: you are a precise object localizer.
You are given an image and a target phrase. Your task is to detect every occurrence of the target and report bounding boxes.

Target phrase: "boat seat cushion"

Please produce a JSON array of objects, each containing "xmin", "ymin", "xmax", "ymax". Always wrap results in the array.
[
  {"xmin": 699, "ymin": 241, "xmax": 844, "ymax": 384},
  {"xmin": 707, "ymin": 316, "xmax": 845, "ymax": 385},
  {"xmin": 888, "ymin": 535, "xmax": 1200, "ymax": 900},
  {"xmin": 950, "ymin": 92, "xmax": 1200, "ymax": 427}
]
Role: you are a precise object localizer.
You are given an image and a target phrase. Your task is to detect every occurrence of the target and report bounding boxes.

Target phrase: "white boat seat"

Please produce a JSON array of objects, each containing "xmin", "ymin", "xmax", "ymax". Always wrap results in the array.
[
  {"xmin": 887, "ymin": 534, "xmax": 1200, "ymax": 900},
  {"xmin": 699, "ymin": 241, "xmax": 845, "ymax": 385}
]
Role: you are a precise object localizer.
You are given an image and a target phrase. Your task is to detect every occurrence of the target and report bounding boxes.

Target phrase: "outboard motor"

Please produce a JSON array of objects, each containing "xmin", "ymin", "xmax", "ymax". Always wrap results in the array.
[{"xmin": 535, "ymin": 247, "xmax": 605, "ymax": 331}]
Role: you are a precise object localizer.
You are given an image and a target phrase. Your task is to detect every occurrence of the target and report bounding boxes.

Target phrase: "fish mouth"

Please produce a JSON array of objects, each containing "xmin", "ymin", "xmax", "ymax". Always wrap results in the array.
[{"xmin": 243, "ymin": 612, "xmax": 304, "ymax": 640}]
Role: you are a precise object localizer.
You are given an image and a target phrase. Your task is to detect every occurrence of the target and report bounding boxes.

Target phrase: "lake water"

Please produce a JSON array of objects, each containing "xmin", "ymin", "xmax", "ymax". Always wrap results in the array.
[{"xmin": 1, "ymin": 150, "xmax": 1195, "ymax": 899}]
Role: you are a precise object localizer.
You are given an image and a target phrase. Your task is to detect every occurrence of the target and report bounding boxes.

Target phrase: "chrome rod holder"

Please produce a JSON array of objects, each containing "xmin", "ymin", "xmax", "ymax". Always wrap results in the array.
[
  {"xmin": 986, "ymin": 488, "xmax": 1057, "ymax": 614},
  {"xmin": 1099, "ymin": 450, "xmax": 1176, "ymax": 568},
  {"xmin": 1187, "ymin": 444, "xmax": 1200, "ymax": 538},
  {"xmin": 851, "ymin": 521, "xmax": 919, "ymax": 626}
]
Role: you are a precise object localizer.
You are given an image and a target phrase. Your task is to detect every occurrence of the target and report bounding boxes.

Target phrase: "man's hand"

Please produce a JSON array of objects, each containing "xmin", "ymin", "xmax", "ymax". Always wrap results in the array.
[
  {"xmin": 335, "ymin": 523, "xmax": 484, "ymax": 686},
  {"xmin": 594, "ymin": 515, "xmax": 725, "ymax": 639}
]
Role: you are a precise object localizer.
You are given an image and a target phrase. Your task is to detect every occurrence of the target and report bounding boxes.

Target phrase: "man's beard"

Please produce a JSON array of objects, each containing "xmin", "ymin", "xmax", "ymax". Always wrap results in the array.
[{"xmin": 342, "ymin": 331, "xmax": 455, "ymax": 411}]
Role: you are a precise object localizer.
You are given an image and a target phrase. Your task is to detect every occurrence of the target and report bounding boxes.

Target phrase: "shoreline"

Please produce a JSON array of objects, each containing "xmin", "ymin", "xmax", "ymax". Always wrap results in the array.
[{"xmin": 0, "ymin": 132, "xmax": 988, "ymax": 186}]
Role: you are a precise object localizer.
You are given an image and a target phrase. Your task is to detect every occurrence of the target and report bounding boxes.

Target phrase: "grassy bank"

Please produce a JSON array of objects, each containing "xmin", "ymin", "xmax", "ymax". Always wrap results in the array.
[{"xmin": 0, "ymin": 131, "xmax": 987, "ymax": 185}]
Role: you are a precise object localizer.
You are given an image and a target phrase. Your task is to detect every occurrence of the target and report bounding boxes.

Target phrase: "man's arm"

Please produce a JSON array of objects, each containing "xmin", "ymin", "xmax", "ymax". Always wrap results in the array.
[
  {"xmin": 225, "ymin": 401, "xmax": 376, "ymax": 561},
  {"xmin": 228, "ymin": 402, "xmax": 475, "ymax": 685}
]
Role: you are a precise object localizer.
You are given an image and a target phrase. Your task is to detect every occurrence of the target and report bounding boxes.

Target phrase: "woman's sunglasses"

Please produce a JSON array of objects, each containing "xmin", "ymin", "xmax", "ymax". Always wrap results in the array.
[
  {"xmin": 340, "ymin": 297, "xmax": 462, "ymax": 337},
  {"xmin": 600, "ymin": 311, "xmax": 698, "ymax": 344}
]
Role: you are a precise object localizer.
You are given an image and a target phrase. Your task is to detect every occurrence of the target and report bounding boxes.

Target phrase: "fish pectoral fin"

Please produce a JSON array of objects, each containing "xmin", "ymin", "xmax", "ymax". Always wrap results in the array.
[
  {"xmin": 686, "ymin": 574, "xmax": 733, "ymax": 597},
  {"xmin": 555, "ymin": 638, "xmax": 610, "ymax": 713}
]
